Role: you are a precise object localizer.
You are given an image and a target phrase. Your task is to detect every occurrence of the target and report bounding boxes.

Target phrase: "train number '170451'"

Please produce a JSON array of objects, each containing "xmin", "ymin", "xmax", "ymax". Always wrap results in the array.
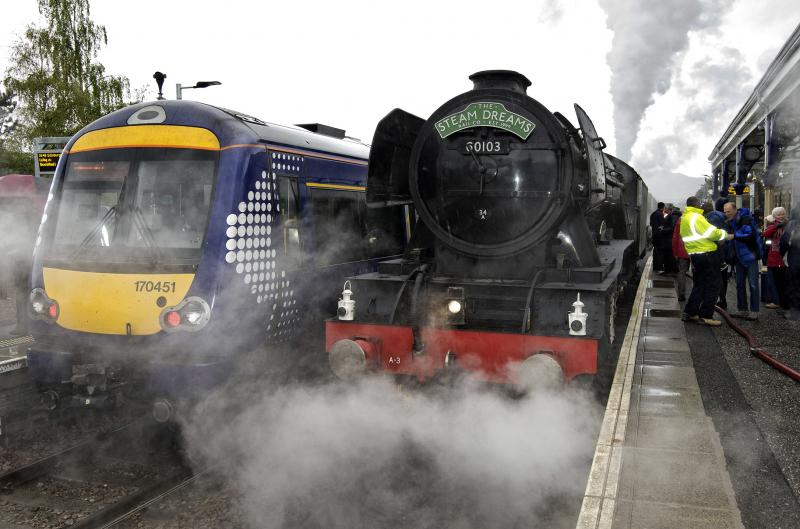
[{"xmin": 134, "ymin": 280, "xmax": 177, "ymax": 293}]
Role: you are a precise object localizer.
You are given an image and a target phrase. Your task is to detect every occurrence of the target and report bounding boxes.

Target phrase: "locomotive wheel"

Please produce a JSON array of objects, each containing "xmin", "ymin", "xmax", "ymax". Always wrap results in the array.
[{"xmin": 511, "ymin": 354, "xmax": 564, "ymax": 394}]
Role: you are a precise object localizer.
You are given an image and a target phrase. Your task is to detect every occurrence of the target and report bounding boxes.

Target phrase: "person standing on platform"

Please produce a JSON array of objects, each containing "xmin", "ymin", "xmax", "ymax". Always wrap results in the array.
[
  {"xmin": 672, "ymin": 208, "xmax": 689, "ymax": 301},
  {"xmin": 650, "ymin": 202, "xmax": 665, "ymax": 271},
  {"xmin": 780, "ymin": 208, "xmax": 800, "ymax": 320},
  {"xmin": 660, "ymin": 204, "xmax": 678, "ymax": 274},
  {"xmin": 681, "ymin": 196, "xmax": 734, "ymax": 326},
  {"xmin": 719, "ymin": 201, "xmax": 740, "ymax": 309},
  {"xmin": 763, "ymin": 208, "xmax": 788, "ymax": 310},
  {"xmin": 731, "ymin": 207, "xmax": 763, "ymax": 321}
]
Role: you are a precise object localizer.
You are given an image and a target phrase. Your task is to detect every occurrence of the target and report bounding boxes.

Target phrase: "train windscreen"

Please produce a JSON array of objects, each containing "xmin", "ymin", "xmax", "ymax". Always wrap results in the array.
[{"xmin": 49, "ymin": 148, "xmax": 217, "ymax": 262}]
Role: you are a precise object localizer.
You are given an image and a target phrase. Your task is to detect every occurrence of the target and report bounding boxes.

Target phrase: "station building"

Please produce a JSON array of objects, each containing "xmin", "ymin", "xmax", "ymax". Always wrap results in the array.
[{"xmin": 709, "ymin": 23, "xmax": 800, "ymax": 215}]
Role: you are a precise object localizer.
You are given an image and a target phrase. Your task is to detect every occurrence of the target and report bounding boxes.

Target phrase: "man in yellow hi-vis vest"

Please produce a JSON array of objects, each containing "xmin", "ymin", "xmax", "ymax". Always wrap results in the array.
[{"xmin": 681, "ymin": 196, "xmax": 734, "ymax": 326}]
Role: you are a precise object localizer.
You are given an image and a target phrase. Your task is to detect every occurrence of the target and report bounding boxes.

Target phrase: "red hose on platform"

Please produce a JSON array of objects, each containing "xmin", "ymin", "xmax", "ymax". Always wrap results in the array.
[{"xmin": 714, "ymin": 306, "xmax": 800, "ymax": 383}]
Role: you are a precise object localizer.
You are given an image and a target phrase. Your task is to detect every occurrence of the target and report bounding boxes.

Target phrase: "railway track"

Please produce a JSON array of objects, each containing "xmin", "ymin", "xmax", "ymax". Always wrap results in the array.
[{"xmin": 0, "ymin": 419, "xmax": 200, "ymax": 529}]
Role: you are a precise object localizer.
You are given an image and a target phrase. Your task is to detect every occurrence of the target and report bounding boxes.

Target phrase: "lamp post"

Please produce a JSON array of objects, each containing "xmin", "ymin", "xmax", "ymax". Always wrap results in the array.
[{"xmin": 176, "ymin": 80, "xmax": 221, "ymax": 100}]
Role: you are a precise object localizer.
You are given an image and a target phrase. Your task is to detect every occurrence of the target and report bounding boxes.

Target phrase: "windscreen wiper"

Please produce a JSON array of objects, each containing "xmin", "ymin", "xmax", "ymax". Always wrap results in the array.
[
  {"xmin": 72, "ymin": 177, "xmax": 129, "ymax": 258},
  {"xmin": 72, "ymin": 205, "xmax": 118, "ymax": 259},
  {"xmin": 131, "ymin": 205, "xmax": 162, "ymax": 264}
]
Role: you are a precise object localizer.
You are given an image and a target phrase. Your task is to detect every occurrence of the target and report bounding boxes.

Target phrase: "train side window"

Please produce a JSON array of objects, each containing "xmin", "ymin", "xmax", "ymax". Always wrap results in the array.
[
  {"xmin": 309, "ymin": 188, "xmax": 366, "ymax": 266},
  {"xmin": 278, "ymin": 176, "xmax": 302, "ymax": 268},
  {"xmin": 365, "ymin": 204, "xmax": 406, "ymax": 258}
]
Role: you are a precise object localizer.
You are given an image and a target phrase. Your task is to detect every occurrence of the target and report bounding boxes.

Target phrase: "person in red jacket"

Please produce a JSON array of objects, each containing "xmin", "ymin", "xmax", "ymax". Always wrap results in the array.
[
  {"xmin": 672, "ymin": 208, "xmax": 689, "ymax": 301},
  {"xmin": 763, "ymin": 206, "xmax": 789, "ymax": 310}
]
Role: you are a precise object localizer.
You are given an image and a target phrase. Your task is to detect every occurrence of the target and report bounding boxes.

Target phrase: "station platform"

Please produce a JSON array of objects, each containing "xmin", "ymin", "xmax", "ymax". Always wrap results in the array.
[
  {"xmin": 577, "ymin": 258, "xmax": 744, "ymax": 529},
  {"xmin": 0, "ymin": 296, "xmax": 31, "ymax": 375}
]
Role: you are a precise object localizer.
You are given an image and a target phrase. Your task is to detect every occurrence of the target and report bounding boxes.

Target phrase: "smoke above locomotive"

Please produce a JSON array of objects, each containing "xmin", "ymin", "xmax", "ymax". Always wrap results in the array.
[{"xmin": 327, "ymin": 70, "xmax": 650, "ymax": 390}]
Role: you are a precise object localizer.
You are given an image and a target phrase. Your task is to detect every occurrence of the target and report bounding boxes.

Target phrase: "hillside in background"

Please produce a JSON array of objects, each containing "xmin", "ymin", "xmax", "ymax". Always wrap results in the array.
[{"xmin": 641, "ymin": 171, "xmax": 704, "ymax": 208}]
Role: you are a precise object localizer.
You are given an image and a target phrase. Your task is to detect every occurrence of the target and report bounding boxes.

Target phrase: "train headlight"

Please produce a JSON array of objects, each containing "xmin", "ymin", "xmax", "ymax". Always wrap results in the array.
[
  {"xmin": 30, "ymin": 288, "xmax": 59, "ymax": 322},
  {"xmin": 183, "ymin": 301, "xmax": 206, "ymax": 325},
  {"xmin": 31, "ymin": 299, "xmax": 46, "ymax": 314},
  {"xmin": 160, "ymin": 296, "xmax": 211, "ymax": 332},
  {"xmin": 445, "ymin": 286, "xmax": 466, "ymax": 325}
]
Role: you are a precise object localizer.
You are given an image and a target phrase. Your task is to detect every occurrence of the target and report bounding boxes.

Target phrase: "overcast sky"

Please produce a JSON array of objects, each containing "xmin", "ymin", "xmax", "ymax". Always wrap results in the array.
[{"xmin": 2, "ymin": 0, "xmax": 799, "ymax": 189}]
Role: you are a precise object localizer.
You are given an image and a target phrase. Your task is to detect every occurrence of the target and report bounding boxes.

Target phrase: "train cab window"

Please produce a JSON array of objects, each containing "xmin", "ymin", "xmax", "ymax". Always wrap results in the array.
[
  {"xmin": 49, "ymin": 148, "xmax": 217, "ymax": 263},
  {"xmin": 54, "ymin": 160, "xmax": 129, "ymax": 246},
  {"xmin": 278, "ymin": 176, "xmax": 302, "ymax": 268},
  {"xmin": 132, "ymin": 157, "xmax": 215, "ymax": 249},
  {"xmin": 309, "ymin": 187, "xmax": 366, "ymax": 266}
]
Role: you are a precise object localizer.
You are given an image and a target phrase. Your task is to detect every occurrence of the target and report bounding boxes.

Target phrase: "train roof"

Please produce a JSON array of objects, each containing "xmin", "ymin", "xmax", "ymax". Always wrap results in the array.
[{"xmin": 66, "ymin": 100, "xmax": 370, "ymax": 162}]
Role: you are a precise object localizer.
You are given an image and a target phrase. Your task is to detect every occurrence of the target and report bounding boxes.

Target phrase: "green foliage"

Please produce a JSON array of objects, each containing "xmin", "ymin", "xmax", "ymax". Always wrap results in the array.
[
  {"xmin": 3, "ymin": 0, "xmax": 131, "ymax": 152},
  {"xmin": 0, "ymin": 88, "xmax": 16, "ymax": 139},
  {"xmin": 0, "ymin": 148, "xmax": 35, "ymax": 175},
  {"xmin": 0, "ymin": 88, "xmax": 30, "ymax": 175}
]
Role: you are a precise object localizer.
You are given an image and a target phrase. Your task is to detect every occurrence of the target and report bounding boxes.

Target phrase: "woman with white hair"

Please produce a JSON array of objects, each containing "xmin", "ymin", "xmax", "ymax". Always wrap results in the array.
[{"xmin": 763, "ymin": 206, "xmax": 789, "ymax": 310}]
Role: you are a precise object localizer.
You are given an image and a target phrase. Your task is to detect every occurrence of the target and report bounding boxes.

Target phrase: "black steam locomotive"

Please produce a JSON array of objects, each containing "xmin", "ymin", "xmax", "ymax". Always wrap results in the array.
[{"xmin": 325, "ymin": 71, "xmax": 650, "ymax": 389}]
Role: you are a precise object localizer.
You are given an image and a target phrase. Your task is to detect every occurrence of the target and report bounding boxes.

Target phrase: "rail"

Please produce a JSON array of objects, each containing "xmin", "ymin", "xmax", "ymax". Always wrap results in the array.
[{"xmin": 0, "ymin": 418, "xmax": 201, "ymax": 529}]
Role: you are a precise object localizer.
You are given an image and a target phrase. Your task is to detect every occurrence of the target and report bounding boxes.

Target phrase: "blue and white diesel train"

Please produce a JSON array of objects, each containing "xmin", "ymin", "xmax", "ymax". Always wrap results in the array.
[{"xmin": 26, "ymin": 100, "xmax": 407, "ymax": 414}]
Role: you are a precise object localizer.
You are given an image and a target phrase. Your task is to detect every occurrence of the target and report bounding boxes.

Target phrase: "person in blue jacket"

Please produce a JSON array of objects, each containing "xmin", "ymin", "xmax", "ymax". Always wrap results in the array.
[
  {"xmin": 730, "ymin": 206, "xmax": 763, "ymax": 320},
  {"xmin": 706, "ymin": 201, "xmax": 730, "ymax": 310}
]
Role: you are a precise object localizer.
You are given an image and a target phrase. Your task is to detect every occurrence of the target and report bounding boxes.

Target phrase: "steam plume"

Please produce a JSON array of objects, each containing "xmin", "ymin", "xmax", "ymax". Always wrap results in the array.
[
  {"xmin": 185, "ymin": 378, "xmax": 601, "ymax": 528},
  {"xmin": 599, "ymin": 0, "xmax": 733, "ymax": 161}
]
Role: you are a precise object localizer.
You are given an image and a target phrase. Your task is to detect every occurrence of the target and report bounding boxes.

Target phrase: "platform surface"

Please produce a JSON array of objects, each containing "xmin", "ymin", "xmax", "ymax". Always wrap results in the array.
[{"xmin": 577, "ymin": 258, "xmax": 744, "ymax": 529}]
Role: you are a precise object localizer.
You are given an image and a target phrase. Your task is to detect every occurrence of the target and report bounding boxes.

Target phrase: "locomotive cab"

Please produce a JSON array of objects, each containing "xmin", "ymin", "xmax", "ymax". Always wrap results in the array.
[{"xmin": 37, "ymin": 128, "xmax": 219, "ymax": 336}]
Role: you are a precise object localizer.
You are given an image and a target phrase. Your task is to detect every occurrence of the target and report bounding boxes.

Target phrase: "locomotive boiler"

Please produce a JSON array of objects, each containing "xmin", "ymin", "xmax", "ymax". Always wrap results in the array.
[{"xmin": 325, "ymin": 70, "xmax": 649, "ymax": 389}]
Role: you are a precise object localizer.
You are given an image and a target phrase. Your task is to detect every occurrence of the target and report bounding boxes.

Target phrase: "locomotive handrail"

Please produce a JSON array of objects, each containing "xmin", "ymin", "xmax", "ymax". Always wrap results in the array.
[
  {"xmin": 521, "ymin": 268, "xmax": 546, "ymax": 332},
  {"xmin": 388, "ymin": 265, "xmax": 428, "ymax": 325},
  {"xmin": 590, "ymin": 136, "xmax": 607, "ymax": 150}
]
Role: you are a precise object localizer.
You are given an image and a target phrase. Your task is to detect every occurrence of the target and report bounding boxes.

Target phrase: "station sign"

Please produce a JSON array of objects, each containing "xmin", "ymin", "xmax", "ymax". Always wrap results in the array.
[
  {"xmin": 32, "ymin": 136, "xmax": 70, "ymax": 178},
  {"xmin": 36, "ymin": 151, "xmax": 62, "ymax": 174}
]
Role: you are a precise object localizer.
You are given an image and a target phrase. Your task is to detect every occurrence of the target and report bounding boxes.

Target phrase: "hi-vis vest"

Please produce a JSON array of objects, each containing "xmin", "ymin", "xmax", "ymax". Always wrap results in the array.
[{"xmin": 680, "ymin": 206, "xmax": 727, "ymax": 254}]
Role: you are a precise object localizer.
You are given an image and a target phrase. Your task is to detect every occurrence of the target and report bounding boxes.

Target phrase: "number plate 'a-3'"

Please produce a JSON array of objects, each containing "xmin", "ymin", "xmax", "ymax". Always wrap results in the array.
[{"xmin": 435, "ymin": 102, "xmax": 536, "ymax": 140}]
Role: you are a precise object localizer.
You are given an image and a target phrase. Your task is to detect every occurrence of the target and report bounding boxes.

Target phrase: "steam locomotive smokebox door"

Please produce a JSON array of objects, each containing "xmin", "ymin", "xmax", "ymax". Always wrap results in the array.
[
  {"xmin": 574, "ymin": 104, "xmax": 607, "ymax": 201},
  {"xmin": 408, "ymin": 70, "xmax": 577, "ymax": 261}
]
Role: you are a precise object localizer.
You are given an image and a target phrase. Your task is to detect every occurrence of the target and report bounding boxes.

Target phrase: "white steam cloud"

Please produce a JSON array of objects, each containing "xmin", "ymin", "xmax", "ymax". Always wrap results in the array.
[
  {"xmin": 599, "ymin": 0, "xmax": 734, "ymax": 161},
  {"xmin": 184, "ymin": 378, "xmax": 602, "ymax": 529}
]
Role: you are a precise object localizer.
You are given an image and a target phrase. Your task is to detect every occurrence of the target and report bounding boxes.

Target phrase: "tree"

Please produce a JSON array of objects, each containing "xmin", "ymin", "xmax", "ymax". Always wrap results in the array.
[
  {"xmin": 0, "ymin": 88, "xmax": 16, "ymax": 140},
  {"xmin": 694, "ymin": 174, "xmax": 714, "ymax": 203},
  {"xmin": 2, "ymin": 0, "xmax": 131, "ymax": 158},
  {"xmin": 0, "ymin": 86, "xmax": 30, "ymax": 174}
]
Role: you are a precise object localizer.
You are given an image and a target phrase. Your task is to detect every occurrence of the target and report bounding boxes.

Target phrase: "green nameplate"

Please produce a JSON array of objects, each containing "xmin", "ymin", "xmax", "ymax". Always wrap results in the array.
[{"xmin": 435, "ymin": 102, "xmax": 535, "ymax": 140}]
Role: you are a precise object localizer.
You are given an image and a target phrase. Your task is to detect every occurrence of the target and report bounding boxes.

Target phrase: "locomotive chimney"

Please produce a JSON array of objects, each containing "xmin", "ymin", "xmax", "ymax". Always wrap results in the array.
[{"xmin": 469, "ymin": 70, "xmax": 531, "ymax": 94}]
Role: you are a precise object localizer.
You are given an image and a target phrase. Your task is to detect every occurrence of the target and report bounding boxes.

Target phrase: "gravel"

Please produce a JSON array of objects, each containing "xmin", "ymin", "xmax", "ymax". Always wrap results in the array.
[
  {"xmin": 0, "ymin": 409, "xmax": 134, "ymax": 473},
  {"xmin": 711, "ymin": 283, "xmax": 800, "ymax": 502}
]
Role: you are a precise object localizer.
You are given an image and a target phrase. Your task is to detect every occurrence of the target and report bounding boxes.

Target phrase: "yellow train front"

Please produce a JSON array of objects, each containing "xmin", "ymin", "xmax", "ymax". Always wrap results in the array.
[{"xmin": 27, "ymin": 101, "xmax": 401, "ymax": 414}]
